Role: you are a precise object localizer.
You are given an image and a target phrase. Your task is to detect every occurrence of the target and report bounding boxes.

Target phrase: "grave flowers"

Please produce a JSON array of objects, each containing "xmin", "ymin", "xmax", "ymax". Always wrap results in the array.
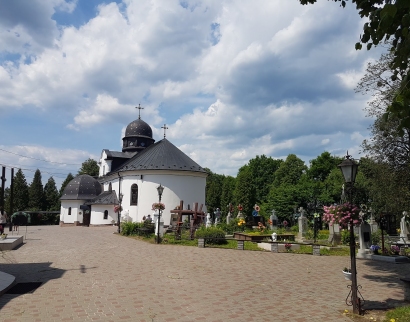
[
  {"xmin": 342, "ymin": 267, "xmax": 352, "ymax": 281},
  {"xmin": 114, "ymin": 205, "xmax": 123, "ymax": 213},
  {"xmin": 370, "ymin": 245, "xmax": 380, "ymax": 254},
  {"xmin": 284, "ymin": 243, "xmax": 292, "ymax": 251},
  {"xmin": 391, "ymin": 245, "xmax": 400, "ymax": 255}
]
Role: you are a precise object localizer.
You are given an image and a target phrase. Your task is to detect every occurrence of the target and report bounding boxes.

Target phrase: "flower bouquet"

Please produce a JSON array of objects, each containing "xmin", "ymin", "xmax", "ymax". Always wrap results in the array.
[
  {"xmin": 152, "ymin": 202, "xmax": 165, "ymax": 211},
  {"xmin": 342, "ymin": 267, "xmax": 352, "ymax": 281},
  {"xmin": 391, "ymin": 245, "xmax": 400, "ymax": 255},
  {"xmin": 370, "ymin": 245, "xmax": 380, "ymax": 254},
  {"xmin": 284, "ymin": 243, "xmax": 292, "ymax": 251},
  {"xmin": 114, "ymin": 205, "xmax": 123, "ymax": 213},
  {"xmin": 323, "ymin": 203, "xmax": 361, "ymax": 228}
]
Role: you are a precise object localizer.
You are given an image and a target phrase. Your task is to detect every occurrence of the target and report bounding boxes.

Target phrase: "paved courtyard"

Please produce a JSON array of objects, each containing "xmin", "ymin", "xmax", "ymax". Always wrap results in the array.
[{"xmin": 0, "ymin": 225, "xmax": 409, "ymax": 322}]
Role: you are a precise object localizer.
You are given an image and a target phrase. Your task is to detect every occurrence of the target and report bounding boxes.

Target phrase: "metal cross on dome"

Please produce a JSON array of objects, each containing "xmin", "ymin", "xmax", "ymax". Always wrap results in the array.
[
  {"xmin": 135, "ymin": 104, "xmax": 144, "ymax": 119},
  {"xmin": 161, "ymin": 124, "xmax": 168, "ymax": 138}
]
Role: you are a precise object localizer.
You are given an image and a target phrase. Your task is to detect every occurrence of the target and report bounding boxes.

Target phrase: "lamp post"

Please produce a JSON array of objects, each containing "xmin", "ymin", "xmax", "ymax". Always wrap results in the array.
[
  {"xmin": 338, "ymin": 152, "xmax": 359, "ymax": 314},
  {"xmin": 118, "ymin": 193, "xmax": 123, "ymax": 234},
  {"xmin": 156, "ymin": 184, "xmax": 164, "ymax": 244}
]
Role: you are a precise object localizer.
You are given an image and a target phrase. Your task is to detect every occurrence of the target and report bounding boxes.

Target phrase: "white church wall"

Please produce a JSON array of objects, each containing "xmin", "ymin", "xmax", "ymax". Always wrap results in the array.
[
  {"xmin": 121, "ymin": 171, "xmax": 206, "ymax": 225},
  {"xmin": 60, "ymin": 200, "xmax": 84, "ymax": 224},
  {"xmin": 90, "ymin": 205, "xmax": 116, "ymax": 225},
  {"xmin": 99, "ymin": 151, "xmax": 112, "ymax": 176},
  {"xmin": 100, "ymin": 170, "xmax": 206, "ymax": 226}
]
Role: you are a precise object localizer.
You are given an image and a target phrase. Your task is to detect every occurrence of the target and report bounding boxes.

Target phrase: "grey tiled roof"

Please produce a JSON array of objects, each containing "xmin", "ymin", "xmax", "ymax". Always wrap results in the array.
[
  {"xmin": 125, "ymin": 119, "xmax": 153, "ymax": 138},
  {"xmin": 104, "ymin": 150, "xmax": 136, "ymax": 159},
  {"xmin": 115, "ymin": 138, "xmax": 206, "ymax": 173},
  {"xmin": 60, "ymin": 174, "xmax": 103, "ymax": 200},
  {"xmin": 87, "ymin": 191, "xmax": 119, "ymax": 205}
]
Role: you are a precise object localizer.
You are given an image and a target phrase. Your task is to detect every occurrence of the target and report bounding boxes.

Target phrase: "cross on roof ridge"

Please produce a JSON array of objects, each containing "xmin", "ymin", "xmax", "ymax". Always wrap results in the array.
[
  {"xmin": 135, "ymin": 104, "xmax": 144, "ymax": 119},
  {"xmin": 161, "ymin": 124, "xmax": 169, "ymax": 138}
]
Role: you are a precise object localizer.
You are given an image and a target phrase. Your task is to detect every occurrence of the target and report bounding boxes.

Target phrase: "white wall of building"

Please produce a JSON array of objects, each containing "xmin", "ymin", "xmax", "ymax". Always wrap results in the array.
[
  {"xmin": 101, "ymin": 170, "xmax": 206, "ymax": 225},
  {"xmin": 90, "ymin": 205, "xmax": 116, "ymax": 225},
  {"xmin": 99, "ymin": 150, "xmax": 112, "ymax": 177},
  {"xmin": 60, "ymin": 200, "xmax": 84, "ymax": 223}
]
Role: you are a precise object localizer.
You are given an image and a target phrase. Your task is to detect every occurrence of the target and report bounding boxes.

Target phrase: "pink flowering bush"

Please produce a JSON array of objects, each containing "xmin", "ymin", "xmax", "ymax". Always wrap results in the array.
[{"xmin": 322, "ymin": 203, "xmax": 361, "ymax": 228}]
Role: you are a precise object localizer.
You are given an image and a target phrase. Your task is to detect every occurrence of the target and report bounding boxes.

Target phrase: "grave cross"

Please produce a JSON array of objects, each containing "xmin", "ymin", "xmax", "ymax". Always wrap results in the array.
[
  {"xmin": 161, "ymin": 124, "xmax": 168, "ymax": 138},
  {"xmin": 135, "ymin": 104, "xmax": 144, "ymax": 119}
]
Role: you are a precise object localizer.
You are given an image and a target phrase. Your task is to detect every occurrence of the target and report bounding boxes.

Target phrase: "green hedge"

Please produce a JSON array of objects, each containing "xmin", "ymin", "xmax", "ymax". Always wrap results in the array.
[{"xmin": 195, "ymin": 226, "xmax": 227, "ymax": 245}]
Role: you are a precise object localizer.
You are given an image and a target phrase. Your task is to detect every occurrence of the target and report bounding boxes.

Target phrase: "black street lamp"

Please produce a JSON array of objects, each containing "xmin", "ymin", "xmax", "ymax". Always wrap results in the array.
[
  {"xmin": 156, "ymin": 184, "xmax": 164, "ymax": 244},
  {"xmin": 118, "ymin": 193, "xmax": 123, "ymax": 234},
  {"xmin": 338, "ymin": 152, "xmax": 360, "ymax": 314}
]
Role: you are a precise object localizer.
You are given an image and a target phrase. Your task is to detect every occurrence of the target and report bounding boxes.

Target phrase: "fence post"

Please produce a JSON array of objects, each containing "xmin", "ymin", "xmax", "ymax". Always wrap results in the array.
[
  {"xmin": 237, "ymin": 240, "xmax": 244, "ymax": 250},
  {"xmin": 312, "ymin": 244, "xmax": 321, "ymax": 256},
  {"xmin": 271, "ymin": 242, "xmax": 278, "ymax": 253},
  {"xmin": 198, "ymin": 238, "xmax": 205, "ymax": 248}
]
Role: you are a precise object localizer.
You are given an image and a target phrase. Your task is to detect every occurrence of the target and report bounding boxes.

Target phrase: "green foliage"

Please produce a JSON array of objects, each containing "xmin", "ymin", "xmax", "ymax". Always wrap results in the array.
[
  {"xmin": 59, "ymin": 173, "xmax": 74, "ymax": 196},
  {"xmin": 341, "ymin": 230, "xmax": 351, "ymax": 245},
  {"xmin": 273, "ymin": 154, "xmax": 307, "ymax": 186},
  {"xmin": 308, "ymin": 152, "xmax": 342, "ymax": 182},
  {"xmin": 195, "ymin": 226, "xmax": 227, "ymax": 244},
  {"xmin": 234, "ymin": 166, "xmax": 255, "ymax": 216},
  {"xmin": 28, "ymin": 169, "xmax": 44, "ymax": 211},
  {"xmin": 205, "ymin": 168, "xmax": 225, "ymax": 214},
  {"xmin": 384, "ymin": 305, "xmax": 410, "ymax": 322},
  {"xmin": 220, "ymin": 175, "xmax": 236, "ymax": 215},
  {"xmin": 12, "ymin": 169, "xmax": 29, "ymax": 211},
  {"xmin": 371, "ymin": 229, "xmax": 382, "ymax": 245},
  {"xmin": 43, "ymin": 177, "xmax": 60, "ymax": 211},
  {"xmin": 78, "ymin": 158, "xmax": 99, "ymax": 177},
  {"xmin": 218, "ymin": 218, "xmax": 242, "ymax": 234},
  {"xmin": 120, "ymin": 222, "xmax": 145, "ymax": 236}
]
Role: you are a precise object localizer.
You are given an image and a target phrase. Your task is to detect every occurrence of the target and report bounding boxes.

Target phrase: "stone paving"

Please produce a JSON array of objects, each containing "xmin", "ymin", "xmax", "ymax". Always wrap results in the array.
[{"xmin": 0, "ymin": 226, "xmax": 409, "ymax": 321}]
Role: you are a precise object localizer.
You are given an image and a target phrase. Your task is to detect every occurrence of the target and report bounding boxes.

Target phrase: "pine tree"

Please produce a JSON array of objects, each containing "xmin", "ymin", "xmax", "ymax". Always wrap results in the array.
[
  {"xmin": 44, "ymin": 177, "xmax": 60, "ymax": 211},
  {"xmin": 13, "ymin": 169, "xmax": 29, "ymax": 211},
  {"xmin": 29, "ymin": 169, "xmax": 44, "ymax": 211},
  {"xmin": 59, "ymin": 173, "xmax": 74, "ymax": 197}
]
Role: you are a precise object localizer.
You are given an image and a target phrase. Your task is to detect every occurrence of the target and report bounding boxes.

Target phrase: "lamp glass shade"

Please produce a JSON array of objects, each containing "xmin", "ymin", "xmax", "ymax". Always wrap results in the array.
[
  {"xmin": 157, "ymin": 184, "xmax": 164, "ymax": 197},
  {"xmin": 338, "ymin": 157, "xmax": 358, "ymax": 184}
]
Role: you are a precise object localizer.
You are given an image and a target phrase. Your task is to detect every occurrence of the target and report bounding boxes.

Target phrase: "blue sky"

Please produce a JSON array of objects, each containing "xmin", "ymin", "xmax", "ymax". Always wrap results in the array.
[{"xmin": 0, "ymin": 0, "xmax": 383, "ymax": 188}]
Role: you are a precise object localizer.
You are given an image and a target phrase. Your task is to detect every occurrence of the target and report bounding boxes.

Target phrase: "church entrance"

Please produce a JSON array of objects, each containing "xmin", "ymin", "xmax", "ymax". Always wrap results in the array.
[{"xmin": 83, "ymin": 209, "xmax": 90, "ymax": 227}]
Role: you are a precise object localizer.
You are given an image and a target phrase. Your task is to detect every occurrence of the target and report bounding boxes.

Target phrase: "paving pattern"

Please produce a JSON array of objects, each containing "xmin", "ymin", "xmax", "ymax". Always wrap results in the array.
[{"xmin": 0, "ymin": 225, "xmax": 409, "ymax": 322}]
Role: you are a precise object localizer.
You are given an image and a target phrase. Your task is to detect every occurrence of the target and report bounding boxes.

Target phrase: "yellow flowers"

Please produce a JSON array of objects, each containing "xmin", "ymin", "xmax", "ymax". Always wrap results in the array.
[
  {"xmin": 397, "ymin": 228, "xmax": 401, "ymax": 233},
  {"xmin": 237, "ymin": 219, "xmax": 246, "ymax": 226},
  {"xmin": 390, "ymin": 319, "xmax": 396, "ymax": 322}
]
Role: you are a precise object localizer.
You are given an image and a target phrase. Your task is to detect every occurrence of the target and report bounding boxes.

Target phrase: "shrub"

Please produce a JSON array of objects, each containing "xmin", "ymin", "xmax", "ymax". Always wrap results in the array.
[
  {"xmin": 371, "ymin": 229, "xmax": 381, "ymax": 245},
  {"xmin": 195, "ymin": 226, "xmax": 227, "ymax": 245},
  {"xmin": 121, "ymin": 222, "xmax": 144, "ymax": 236},
  {"xmin": 341, "ymin": 229, "xmax": 350, "ymax": 245}
]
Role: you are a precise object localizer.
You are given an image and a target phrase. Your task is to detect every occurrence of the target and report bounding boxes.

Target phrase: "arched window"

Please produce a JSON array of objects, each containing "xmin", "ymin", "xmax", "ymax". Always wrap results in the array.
[
  {"xmin": 131, "ymin": 184, "xmax": 138, "ymax": 205},
  {"xmin": 68, "ymin": 207, "xmax": 71, "ymax": 215},
  {"xmin": 103, "ymin": 210, "xmax": 108, "ymax": 220}
]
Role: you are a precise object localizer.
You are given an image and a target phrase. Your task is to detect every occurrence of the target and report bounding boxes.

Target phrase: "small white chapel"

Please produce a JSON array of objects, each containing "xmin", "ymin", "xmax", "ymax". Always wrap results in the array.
[{"xmin": 59, "ymin": 107, "xmax": 207, "ymax": 227}]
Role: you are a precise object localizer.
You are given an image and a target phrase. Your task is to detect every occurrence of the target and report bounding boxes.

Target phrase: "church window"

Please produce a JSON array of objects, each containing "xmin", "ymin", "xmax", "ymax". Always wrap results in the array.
[
  {"xmin": 104, "ymin": 210, "xmax": 108, "ymax": 220},
  {"xmin": 131, "ymin": 184, "xmax": 138, "ymax": 205},
  {"xmin": 68, "ymin": 207, "xmax": 71, "ymax": 215}
]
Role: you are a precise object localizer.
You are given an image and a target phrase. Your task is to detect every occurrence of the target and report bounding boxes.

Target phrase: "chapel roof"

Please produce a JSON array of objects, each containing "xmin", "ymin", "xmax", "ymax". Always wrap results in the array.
[
  {"xmin": 103, "ymin": 150, "xmax": 136, "ymax": 159},
  {"xmin": 60, "ymin": 174, "xmax": 103, "ymax": 200},
  {"xmin": 125, "ymin": 118, "xmax": 153, "ymax": 138},
  {"xmin": 114, "ymin": 138, "xmax": 207, "ymax": 173},
  {"xmin": 86, "ymin": 190, "xmax": 119, "ymax": 205}
]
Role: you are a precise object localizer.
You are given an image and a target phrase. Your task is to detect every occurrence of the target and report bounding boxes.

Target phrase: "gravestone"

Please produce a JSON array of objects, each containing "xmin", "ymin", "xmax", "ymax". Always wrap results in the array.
[
  {"xmin": 226, "ymin": 212, "xmax": 232, "ymax": 224},
  {"xmin": 368, "ymin": 207, "xmax": 378, "ymax": 233},
  {"xmin": 298, "ymin": 207, "xmax": 308, "ymax": 240},
  {"xmin": 270, "ymin": 210, "xmax": 278, "ymax": 230},
  {"xmin": 357, "ymin": 221, "xmax": 371, "ymax": 258},
  {"xmin": 328, "ymin": 223, "xmax": 341, "ymax": 245},
  {"xmin": 400, "ymin": 211, "xmax": 409, "ymax": 243}
]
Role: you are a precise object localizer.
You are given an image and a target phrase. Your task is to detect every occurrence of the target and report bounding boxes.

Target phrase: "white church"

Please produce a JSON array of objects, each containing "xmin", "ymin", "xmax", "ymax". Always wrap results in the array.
[{"xmin": 59, "ymin": 110, "xmax": 207, "ymax": 227}]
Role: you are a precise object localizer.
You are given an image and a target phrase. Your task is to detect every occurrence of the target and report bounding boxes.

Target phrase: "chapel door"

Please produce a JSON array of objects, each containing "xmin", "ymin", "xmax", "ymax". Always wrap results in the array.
[{"xmin": 83, "ymin": 209, "xmax": 90, "ymax": 227}]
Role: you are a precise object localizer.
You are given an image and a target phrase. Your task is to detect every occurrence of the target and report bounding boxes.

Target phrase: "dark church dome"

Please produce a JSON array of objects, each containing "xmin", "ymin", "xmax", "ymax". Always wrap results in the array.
[
  {"xmin": 122, "ymin": 118, "xmax": 155, "ymax": 153},
  {"xmin": 60, "ymin": 174, "xmax": 102, "ymax": 200},
  {"xmin": 125, "ymin": 119, "xmax": 153, "ymax": 138}
]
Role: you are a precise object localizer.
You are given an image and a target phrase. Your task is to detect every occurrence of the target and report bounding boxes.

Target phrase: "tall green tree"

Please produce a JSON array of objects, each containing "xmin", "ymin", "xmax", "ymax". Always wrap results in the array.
[
  {"xmin": 44, "ymin": 177, "xmax": 60, "ymax": 211},
  {"xmin": 220, "ymin": 175, "xmax": 236, "ymax": 214},
  {"xmin": 273, "ymin": 154, "xmax": 307, "ymax": 187},
  {"xmin": 28, "ymin": 169, "xmax": 44, "ymax": 211},
  {"xmin": 205, "ymin": 168, "xmax": 224, "ymax": 214},
  {"xmin": 59, "ymin": 173, "xmax": 74, "ymax": 196},
  {"xmin": 78, "ymin": 158, "xmax": 99, "ymax": 177},
  {"xmin": 12, "ymin": 169, "xmax": 29, "ymax": 211},
  {"xmin": 308, "ymin": 152, "xmax": 342, "ymax": 182},
  {"xmin": 248, "ymin": 155, "xmax": 283, "ymax": 204},
  {"xmin": 234, "ymin": 166, "xmax": 255, "ymax": 216}
]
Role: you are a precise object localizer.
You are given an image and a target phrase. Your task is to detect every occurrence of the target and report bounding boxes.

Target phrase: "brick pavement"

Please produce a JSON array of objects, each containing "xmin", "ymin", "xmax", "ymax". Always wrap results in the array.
[{"xmin": 0, "ymin": 226, "xmax": 408, "ymax": 322}]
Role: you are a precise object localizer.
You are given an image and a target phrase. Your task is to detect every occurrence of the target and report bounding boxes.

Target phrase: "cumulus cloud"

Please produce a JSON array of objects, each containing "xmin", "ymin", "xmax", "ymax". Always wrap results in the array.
[{"xmin": 0, "ymin": 0, "xmax": 381, "ymax": 180}]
